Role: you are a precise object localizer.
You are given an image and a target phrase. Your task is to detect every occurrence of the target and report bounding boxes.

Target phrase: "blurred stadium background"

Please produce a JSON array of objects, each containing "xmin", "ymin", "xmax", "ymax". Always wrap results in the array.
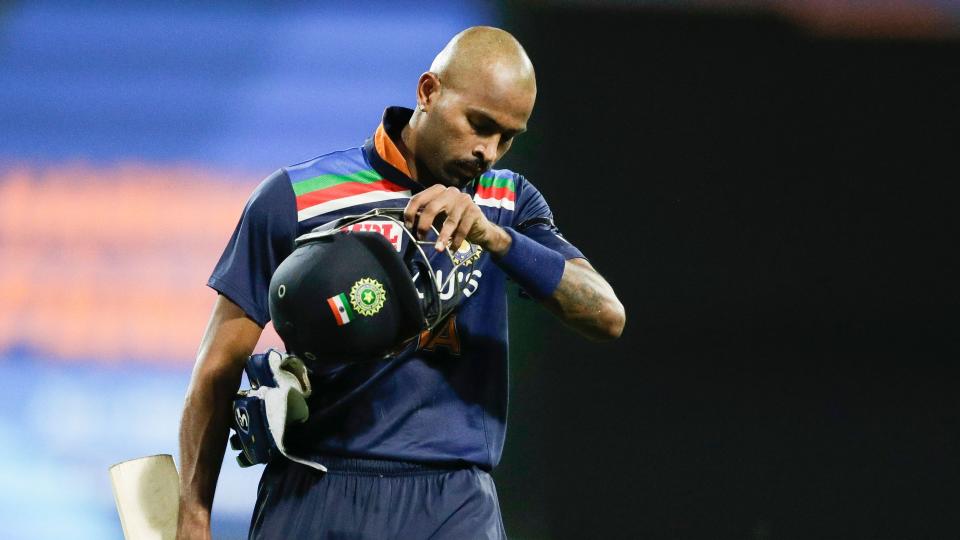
[{"xmin": 1, "ymin": 1, "xmax": 958, "ymax": 539}]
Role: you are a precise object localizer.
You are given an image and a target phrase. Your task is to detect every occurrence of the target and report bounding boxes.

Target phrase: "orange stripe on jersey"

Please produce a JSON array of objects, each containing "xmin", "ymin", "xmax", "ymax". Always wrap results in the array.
[{"xmin": 374, "ymin": 122, "xmax": 412, "ymax": 178}]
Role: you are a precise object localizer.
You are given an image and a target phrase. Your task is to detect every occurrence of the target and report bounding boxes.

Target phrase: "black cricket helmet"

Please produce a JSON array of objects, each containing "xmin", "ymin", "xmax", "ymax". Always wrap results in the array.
[{"xmin": 268, "ymin": 207, "xmax": 482, "ymax": 364}]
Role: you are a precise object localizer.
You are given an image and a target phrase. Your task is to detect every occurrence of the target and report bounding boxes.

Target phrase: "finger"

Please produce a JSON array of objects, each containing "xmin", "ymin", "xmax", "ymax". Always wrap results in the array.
[
  {"xmin": 417, "ymin": 187, "xmax": 460, "ymax": 239},
  {"xmin": 403, "ymin": 185, "xmax": 444, "ymax": 228},
  {"xmin": 417, "ymin": 200, "xmax": 446, "ymax": 240},
  {"xmin": 403, "ymin": 197, "xmax": 419, "ymax": 229},
  {"xmin": 448, "ymin": 204, "xmax": 478, "ymax": 252},
  {"xmin": 435, "ymin": 203, "xmax": 467, "ymax": 252},
  {"xmin": 404, "ymin": 193, "xmax": 430, "ymax": 229}
]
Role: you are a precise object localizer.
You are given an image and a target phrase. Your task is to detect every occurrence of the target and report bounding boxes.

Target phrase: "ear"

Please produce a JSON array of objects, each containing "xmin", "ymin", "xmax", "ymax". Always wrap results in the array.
[{"xmin": 416, "ymin": 72, "xmax": 441, "ymax": 112}]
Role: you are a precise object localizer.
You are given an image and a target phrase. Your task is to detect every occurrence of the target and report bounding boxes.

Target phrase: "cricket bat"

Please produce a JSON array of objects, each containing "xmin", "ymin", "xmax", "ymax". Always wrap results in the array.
[{"xmin": 109, "ymin": 454, "xmax": 180, "ymax": 540}]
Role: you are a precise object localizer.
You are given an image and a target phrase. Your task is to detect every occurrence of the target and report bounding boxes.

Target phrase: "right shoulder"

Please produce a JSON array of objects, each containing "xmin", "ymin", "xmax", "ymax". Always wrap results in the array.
[
  {"xmin": 284, "ymin": 146, "xmax": 369, "ymax": 185},
  {"xmin": 284, "ymin": 145, "xmax": 397, "ymax": 225},
  {"xmin": 242, "ymin": 168, "xmax": 295, "ymax": 220},
  {"xmin": 243, "ymin": 145, "xmax": 366, "ymax": 210}
]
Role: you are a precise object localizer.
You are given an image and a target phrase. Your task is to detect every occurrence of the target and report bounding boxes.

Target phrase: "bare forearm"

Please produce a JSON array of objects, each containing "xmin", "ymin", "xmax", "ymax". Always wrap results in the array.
[
  {"xmin": 177, "ymin": 296, "xmax": 263, "ymax": 537},
  {"xmin": 543, "ymin": 259, "xmax": 625, "ymax": 341},
  {"xmin": 483, "ymin": 225, "xmax": 625, "ymax": 341},
  {"xmin": 178, "ymin": 363, "xmax": 243, "ymax": 522}
]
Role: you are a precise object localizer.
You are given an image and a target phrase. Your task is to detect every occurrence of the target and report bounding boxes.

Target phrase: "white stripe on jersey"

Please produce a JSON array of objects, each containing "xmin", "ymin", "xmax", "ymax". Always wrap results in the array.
[
  {"xmin": 473, "ymin": 195, "xmax": 515, "ymax": 211},
  {"xmin": 298, "ymin": 189, "xmax": 412, "ymax": 222}
]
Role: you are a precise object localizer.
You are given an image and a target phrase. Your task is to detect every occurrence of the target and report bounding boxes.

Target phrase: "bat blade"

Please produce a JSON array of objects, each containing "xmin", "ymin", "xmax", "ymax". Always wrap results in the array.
[{"xmin": 109, "ymin": 454, "xmax": 180, "ymax": 540}]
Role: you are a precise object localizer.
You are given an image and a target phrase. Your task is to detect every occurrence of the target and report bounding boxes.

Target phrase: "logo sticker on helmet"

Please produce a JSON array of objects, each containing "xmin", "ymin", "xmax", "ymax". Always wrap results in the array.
[{"xmin": 350, "ymin": 277, "xmax": 387, "ymax": 316}]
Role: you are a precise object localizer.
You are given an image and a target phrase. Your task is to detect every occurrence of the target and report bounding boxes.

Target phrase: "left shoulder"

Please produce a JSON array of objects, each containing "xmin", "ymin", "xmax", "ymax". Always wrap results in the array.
[
  {"xmin": 471, "ymin": 169, "xmax": 520, "ymax": 212},
  {"xmin": 469, "ymin": 169, "xmax": 546, "ymax": 210},
  {"xmin": 469, "ymin": 169, "xmax": 559, "ymax": 227}
]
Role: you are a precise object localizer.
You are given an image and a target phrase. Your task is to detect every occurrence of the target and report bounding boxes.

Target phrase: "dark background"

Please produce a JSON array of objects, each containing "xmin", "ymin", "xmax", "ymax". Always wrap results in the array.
[{"xmin": 494, "ymin": 5, "xmax": 960, "ymax": 539}]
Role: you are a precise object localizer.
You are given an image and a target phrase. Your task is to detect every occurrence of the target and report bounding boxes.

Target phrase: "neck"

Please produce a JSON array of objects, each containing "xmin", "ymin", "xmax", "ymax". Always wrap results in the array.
[
  {"xmin": 398, "ymin": 117, "xmax": 420, "ymax": 182},
  {"xmin": 398, "ymin": 111, "xmax": 447, "ymax": 187}
]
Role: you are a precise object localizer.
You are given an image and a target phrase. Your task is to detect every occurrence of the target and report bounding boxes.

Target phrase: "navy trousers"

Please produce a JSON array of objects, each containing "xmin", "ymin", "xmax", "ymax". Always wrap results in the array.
[{"xmin": 248, "ymin": 456, "xmax": 507, "ymax": 539}]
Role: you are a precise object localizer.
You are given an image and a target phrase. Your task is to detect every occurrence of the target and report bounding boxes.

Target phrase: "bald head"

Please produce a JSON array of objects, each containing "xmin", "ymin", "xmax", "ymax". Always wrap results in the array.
[
  {"xmin": 429, "ymin": 26, "xmax": 536, "ymax": 95},
  {"xmin": 403, "ymin": 27, "xmax": 537, "ymax": 187}
]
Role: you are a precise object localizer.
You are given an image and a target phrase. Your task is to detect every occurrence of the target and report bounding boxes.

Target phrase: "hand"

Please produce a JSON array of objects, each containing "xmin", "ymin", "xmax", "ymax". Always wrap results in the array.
[{"xmin": 403, "ymin": 185, "xmax": 511, "ymax": 256}]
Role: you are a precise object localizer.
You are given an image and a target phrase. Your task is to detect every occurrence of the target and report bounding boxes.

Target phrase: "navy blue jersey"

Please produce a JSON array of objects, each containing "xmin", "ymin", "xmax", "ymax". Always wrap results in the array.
[{"xmin": 209, "ymin": 107, "xmax": 584, "ymax": 470}]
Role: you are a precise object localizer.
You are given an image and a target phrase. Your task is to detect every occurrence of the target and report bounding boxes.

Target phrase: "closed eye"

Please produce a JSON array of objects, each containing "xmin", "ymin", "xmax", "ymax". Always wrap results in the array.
[
  {"xmin": 466, "ymin": 109, "xmax": 526, "ymax": 150},
  {"xmin": 469, "ymin": 117, "xmax": 497, "ymax": 136}
]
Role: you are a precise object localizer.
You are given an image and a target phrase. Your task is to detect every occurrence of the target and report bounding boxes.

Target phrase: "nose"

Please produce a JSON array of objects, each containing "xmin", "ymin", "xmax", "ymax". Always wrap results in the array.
[{"xmin": 472, "ymin": 135, "xmax": 499, "ymax": 165}]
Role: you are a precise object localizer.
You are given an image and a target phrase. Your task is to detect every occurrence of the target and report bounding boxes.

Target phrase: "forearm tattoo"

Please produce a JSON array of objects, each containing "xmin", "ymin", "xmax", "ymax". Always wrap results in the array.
[
  {"xmin": 546, "ymin": 261, "xmax": 621, "ymax": 340},
  {"xmin": 554, "ymin": 264, "xmax": 605, "ymax": 320}
]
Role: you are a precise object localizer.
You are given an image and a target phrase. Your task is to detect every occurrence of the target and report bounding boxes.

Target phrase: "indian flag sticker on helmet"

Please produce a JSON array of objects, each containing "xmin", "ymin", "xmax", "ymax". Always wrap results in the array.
[
  {"xmin": 326, "ymin": 293, "xmax": 355, "ymax": 326},
  {"xmin": 350, "ymin": 277, "xmax": 387, "ymax": 316}
]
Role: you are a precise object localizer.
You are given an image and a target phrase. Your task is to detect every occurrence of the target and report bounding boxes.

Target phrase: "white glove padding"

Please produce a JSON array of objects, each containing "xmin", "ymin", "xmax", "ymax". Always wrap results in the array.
[{"xmin": 230, "ymin": 349, "xmax": 327, "ymax": 472}]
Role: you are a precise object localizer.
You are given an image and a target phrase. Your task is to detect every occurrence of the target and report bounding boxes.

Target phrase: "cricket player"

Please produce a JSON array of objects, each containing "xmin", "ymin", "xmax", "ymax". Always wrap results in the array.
[{"xmin": 178, "ymin": 26, "xmax": 625, "ymax": 539}]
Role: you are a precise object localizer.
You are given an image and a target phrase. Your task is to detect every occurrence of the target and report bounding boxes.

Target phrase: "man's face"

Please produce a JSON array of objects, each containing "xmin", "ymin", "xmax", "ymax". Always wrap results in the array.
[{"xmin": 416, "ymin": 70, "xmax": 535, "ymax": 187}]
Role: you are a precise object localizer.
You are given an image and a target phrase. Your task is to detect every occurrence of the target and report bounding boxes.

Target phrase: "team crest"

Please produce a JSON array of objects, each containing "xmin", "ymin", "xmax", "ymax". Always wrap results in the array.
[
  {"xmin": 449, "ymin": 240, "xmax": 483, "ymax": 266},
  {"xmin": 350, "ymin": 277, "xmax": 386, "ymax": 316}
]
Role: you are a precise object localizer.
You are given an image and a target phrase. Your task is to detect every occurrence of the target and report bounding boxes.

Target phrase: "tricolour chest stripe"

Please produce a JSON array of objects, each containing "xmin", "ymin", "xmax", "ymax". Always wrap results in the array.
[
  {"xmin": 292, "ymin": 169, "xmax": 382, "ymax": 196},
  {"xmin": 297, "ymin": 188, "xmax": 412, "ymax": 222},
  {"xmin": 475, "ymin": 185, "xmax": 516, "ymax": 202},
  {"xmin": 473, "ymin": 174, "xmax": 516, "ymax": 210},
  {"xmin": 473, "ymin": 195, "xmax": 515, "ymax": 211},
  {"xmin": 295, "ymin": 179, "xmax": 408, "ymax": 211}
]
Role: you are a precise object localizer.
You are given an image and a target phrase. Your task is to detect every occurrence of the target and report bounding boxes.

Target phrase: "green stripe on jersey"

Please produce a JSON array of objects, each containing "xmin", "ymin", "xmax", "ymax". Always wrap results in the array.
[
  {"xmin": 292, "ymin": 169, "xmax": 382, "ymax": 196},
  {"xmin": 477, "ymin": 174, "xmax": 516, "ymax": 192}
]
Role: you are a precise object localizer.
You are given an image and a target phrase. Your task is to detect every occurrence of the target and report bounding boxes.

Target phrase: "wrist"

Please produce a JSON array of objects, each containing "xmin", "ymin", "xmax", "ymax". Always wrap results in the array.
[
  {"xmin": 178, "ymin": 499, "xmax": 212, "ymax": 524},
  {"xmin": 494, "ymin": 228, "xmax": 566, "ymax": 299},
  {"xmin": 483, "ymin": 225, "xmax": 512, "ymax": 257}
]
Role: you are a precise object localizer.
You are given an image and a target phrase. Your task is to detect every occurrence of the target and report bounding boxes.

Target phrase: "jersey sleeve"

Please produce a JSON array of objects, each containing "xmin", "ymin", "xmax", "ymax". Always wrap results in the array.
[
  {"xmin": 207, "ymin": 169, "xmax": 298, "ymax": 326},
  {"xmin": 512, "ymin": 175, "xmax": 585, "ymax": 261}
]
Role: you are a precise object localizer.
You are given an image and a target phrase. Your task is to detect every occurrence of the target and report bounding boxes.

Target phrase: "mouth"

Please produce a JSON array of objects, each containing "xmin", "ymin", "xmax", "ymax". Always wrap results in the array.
[
  {"xmin": 457, "ymin": 164, "xmax": 478, "ymax": 178},
  {"xmin": 455, "ymin": 161, "xmax": 485, "ymax": 180}
]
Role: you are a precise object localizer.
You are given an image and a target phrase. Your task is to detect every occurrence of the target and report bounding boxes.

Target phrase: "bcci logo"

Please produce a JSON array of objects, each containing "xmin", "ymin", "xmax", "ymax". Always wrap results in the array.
[
  {"xmin": 450, "ymin": 240, "xmax": 483, "ymax": 266},
  {"xmin": 350, "ymin": 277, "xmax": 387, "ymax": 316}
]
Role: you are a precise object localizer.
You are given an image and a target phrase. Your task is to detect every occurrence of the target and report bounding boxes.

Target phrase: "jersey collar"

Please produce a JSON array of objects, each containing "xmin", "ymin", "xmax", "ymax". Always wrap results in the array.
[{"xmin": 363, "ymin": 107, "xmax": 424, "ymax": 193}]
